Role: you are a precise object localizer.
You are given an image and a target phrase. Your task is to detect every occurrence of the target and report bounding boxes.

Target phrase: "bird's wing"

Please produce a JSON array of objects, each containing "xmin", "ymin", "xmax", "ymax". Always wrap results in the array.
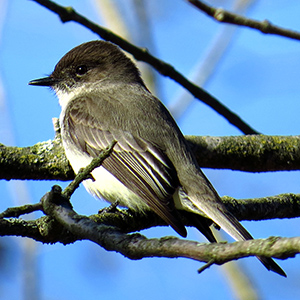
[{"xmin": 63, "ymin": 96, "xmax": 187, "ymax": 237}]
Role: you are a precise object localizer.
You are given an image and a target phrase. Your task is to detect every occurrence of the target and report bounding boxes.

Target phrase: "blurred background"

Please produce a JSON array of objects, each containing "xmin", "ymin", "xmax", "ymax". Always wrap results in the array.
[{"xmin": 1, "ymin": 0, "xmax": 300, "ymax": 299}]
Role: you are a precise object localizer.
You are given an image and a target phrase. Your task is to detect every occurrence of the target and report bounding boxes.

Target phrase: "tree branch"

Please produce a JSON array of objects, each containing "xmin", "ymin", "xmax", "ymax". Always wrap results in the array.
[
  {"xmin": 30, "ymin": 0, "xmax": 258, "ymax": 135},
  {"xmin": 188, "ymin": 135, "xmax": 300, "ymax": 172},
  {"xmin": 1, "ymin": 157, "xmax": 299, "ymax": 270},
  {"xmin": 62, "ymin": 140, "xmax": 117, "ymax": 199},
  {"xmin": 0, "ymin": 185, "xmax": 297, "ymax": 271},
  {"xmin": 0, "ymin": 120, "xmax": 73, "ymax": 180},
  {"xmin": 221, "ymin": 193, "xmax": 300, "ymax": 221},
  {"xmin": 1, "ymin": 187, "xmax": 300, "ymax": 237},
  {"xmin": 1, "ymin": 134, "xmax": 300, "ymax": 181},
  {"xmin": 188, "ymin": 0, "xmax": 300, "ymax": 42}
]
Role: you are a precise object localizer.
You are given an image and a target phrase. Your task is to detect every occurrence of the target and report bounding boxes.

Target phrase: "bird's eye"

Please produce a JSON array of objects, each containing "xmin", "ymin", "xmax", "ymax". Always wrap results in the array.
[{"xmin": 75, "ymin": 65, "xmax": 88, "ymax": 76}]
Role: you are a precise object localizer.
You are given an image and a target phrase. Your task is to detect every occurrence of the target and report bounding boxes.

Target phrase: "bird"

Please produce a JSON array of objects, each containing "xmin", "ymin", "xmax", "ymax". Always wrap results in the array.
[{"xmin": 29, "ymin": 40, "xmax": 285, "ymax": 277}]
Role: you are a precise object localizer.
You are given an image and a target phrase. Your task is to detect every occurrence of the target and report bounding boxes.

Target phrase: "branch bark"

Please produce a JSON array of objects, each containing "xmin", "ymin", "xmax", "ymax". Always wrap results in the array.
[
  {"xmin": 1, "ymin": 134, "xmax": 300, "ymax": 181},
  {"xmin": 0, "ymin": 186, "xmax": 297, "ymax": 271},
  {"xmin": 1, "ymin": 155, "xmax": 299, "ymax": 272},
  {"xmin": 188, "ymin": 0, "xmax": 300, "ymax": 42},
  {"xmin": 2, "ymin": 191, "xmax": 300, "ymax": 230}
]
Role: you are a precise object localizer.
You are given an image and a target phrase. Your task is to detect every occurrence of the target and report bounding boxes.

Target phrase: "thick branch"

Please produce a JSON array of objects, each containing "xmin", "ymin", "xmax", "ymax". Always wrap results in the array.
[
  {"xmin": 1, "ymin": 135, "xmax": 300, "ymax": 181},
  {"xmin": 31, "ymin": 0, "xmax": 258, "ymax": 135},
  {"xmin": 221, "ymin": 193, "xmax": 300, "ymax": 221},
  {"xmin": 0, "ymin": 187, "xmax": 297, "ymax": 269},
  {"xmin": 0, "ymin": 135, "xmax": 73, "ymax": 181},
  {"xmin": 188, "ymin": 135, "xmax": 300, "ymax": 172},
  {"xmin": 188, "ymin": 0, "xmax": 300, "ymax": 42},
  {"xmin": 1, "ymin": 215, "xmax": 297, "ymax": 265}
]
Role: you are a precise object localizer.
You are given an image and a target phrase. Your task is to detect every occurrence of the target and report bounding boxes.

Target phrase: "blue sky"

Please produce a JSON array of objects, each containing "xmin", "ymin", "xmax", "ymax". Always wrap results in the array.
[{"xmin": 1, "ymin": 1, "xmax": 300, "ymax": 299}]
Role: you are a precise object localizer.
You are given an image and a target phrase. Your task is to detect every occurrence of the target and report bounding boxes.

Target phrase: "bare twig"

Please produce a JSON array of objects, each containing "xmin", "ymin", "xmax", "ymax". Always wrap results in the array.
[
  {"xmin": 0, "ymin": 203, "xmax": 42, "ymax": 219},
  {"xmin": 0, "ymin": 141, "xmax": 116, "ymax": 219},
  {"xmin": 0, "ymin": 183, "xmax": 298, "ymax": 270},
  {"xmin": 40, "ymin": 187, "xmax": 295, "ymax": 267},
  {"xmin": 188, "ymin": 0, "xmax": 300, "ymax": 41},
  {"xmin": 2, "ymin": 190, "xmax": 300, "ymax": 235},
  {"xmin": 31, "ymin": 0, "xmax": 258, "ymax": 134},
  {"xmin": 1, "ymin": 187, "xmax": 297, "ymax": 271},
  {"xmin": 62, "ymin": 141, "xmax": 116, "ymax": 199}
]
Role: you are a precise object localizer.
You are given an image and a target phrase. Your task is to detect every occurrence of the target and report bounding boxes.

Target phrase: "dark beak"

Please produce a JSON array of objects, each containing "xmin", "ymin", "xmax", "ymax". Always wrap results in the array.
[{"xmin": 29, "ymin": 76, "xmax": 57, "ymax": 87}]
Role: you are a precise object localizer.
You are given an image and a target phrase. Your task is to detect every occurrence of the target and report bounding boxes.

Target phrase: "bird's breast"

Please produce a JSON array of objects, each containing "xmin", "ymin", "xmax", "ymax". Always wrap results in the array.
[{"xmin": 62, "ymin": 137, "xmax": 150, "ymax": 212}]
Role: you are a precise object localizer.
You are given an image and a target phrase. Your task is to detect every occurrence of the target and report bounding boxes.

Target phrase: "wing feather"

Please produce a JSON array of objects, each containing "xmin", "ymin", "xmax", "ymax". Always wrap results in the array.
[{"xmin": 63, "ymin": 96, "xmax": 187, "ymax": 237}]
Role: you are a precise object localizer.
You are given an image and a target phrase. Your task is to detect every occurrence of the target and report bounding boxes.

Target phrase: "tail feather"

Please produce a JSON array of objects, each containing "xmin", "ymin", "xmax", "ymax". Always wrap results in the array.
[
  {"xmin": 189, "ymin": 188, "xmax": 286, "ymax": 277},
  {"xmin": 258, "ymin": 256, "xmax": 286, "ymax": 277}
]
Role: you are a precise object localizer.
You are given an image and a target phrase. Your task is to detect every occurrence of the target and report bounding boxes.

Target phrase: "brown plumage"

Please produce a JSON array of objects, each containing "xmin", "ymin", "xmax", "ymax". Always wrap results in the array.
[{"xmin": 29, "ymin": 40, "xmax": 286, "ymax": 277}]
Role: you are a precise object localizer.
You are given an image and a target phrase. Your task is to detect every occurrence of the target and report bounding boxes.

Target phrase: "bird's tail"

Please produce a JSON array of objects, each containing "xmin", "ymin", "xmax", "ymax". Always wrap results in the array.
[
  {"xmin": 182, "ymin": 171, "xmax": 286, "ymax": 277},
  {"xmin": 194, "ymin": 193, "xmax": 286, "ymax": 276}
]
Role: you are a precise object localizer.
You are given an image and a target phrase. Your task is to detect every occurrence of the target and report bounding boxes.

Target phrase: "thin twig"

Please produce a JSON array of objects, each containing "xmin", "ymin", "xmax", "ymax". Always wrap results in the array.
[
  {"xmin": 2, "ymin": 191, "xmax": 300, "ymax": 227},
  {"xmin": 0, "ymin": 186, "xmax": 298, "ymax": 270},
  {"xmin": 0, "ymin": 203, "xmax": 42, "ymax": 219},
  {"xmin": 188, "ymin": 0, "xmax": 300, "ymax": 41},
  {"xmin": 62, "ymin": 141, "xmax": 116, "ymax": 199},
  {"xmin": 198, "ymin": 259, "xmax": 215, "ymax": 273}
]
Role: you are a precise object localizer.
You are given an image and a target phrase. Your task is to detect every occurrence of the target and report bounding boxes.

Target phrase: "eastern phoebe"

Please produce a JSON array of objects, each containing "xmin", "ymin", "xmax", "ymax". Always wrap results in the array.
[{"xmin": 29, "ymin": 40, "xmax": 285, "ymax": 276}]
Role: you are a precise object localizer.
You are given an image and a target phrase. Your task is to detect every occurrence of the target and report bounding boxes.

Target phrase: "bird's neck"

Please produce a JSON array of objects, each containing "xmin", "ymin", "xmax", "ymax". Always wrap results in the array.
[{"xmin": 54, "ymin": 83, "xmax": 96, "ymax": 110}]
